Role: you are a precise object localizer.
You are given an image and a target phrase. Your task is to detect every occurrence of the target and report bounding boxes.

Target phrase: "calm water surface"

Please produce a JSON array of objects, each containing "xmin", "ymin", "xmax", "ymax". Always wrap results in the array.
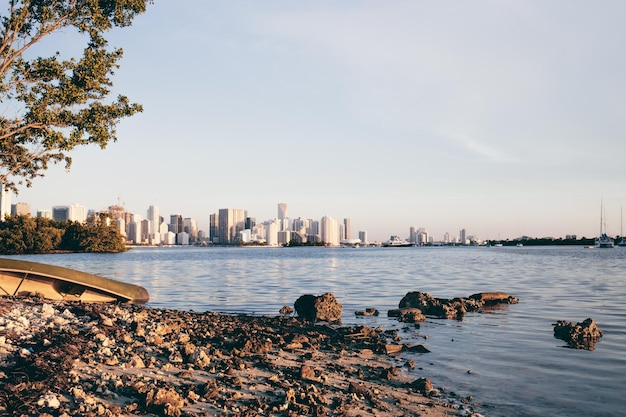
[{"xmin": 8, "ymin": 246, "xmax": 626, "ymax": 416}]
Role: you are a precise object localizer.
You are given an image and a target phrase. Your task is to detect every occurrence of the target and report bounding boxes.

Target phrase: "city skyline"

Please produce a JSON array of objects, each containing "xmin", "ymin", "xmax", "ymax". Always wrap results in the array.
[
  {"xmin": 10, "ymin": 1, "xmax": 626, "ymax": 242},
  {"xmin": 1, "ymin": 193, "xmax": 603, "ymax": 244}
]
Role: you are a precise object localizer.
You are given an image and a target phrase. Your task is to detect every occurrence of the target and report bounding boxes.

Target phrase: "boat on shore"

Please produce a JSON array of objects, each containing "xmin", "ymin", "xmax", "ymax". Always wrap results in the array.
[
  {"xmin": 0, "ymin": 258, "xmax": 149, "ymax": 303},
  {"xmin": 382, "ymin": 235, "xmax": 414, "ymax": 247}
]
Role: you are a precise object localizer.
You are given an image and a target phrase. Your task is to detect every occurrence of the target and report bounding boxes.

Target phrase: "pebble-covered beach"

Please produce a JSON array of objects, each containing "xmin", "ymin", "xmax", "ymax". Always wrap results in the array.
[{"xmin": 0, "ymin": 297, "xmax": 480, "ymax": 416}]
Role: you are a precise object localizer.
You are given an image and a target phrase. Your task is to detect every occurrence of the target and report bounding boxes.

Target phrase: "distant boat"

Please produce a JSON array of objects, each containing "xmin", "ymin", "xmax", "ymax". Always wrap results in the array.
[
  {"xmin": 516, "ymin": 243, "xmax": 524, "ymax": 247},
  {"xmin": 382, "ymin": 235, "xmax": 413, "ymax": 247},
  {"xmin": 0, "ymin": 258, "xmax": 149, "ymax": 303},
  {"xmin": 595, "ymin": 200, "xmax": 614, "ymax": 248}
]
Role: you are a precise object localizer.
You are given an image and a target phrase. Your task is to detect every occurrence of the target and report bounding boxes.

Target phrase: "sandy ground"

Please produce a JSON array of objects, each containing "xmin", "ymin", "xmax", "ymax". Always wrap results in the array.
[{"xmin": 0, "ymin": 298, "xmax": 479, "ymax": 416}]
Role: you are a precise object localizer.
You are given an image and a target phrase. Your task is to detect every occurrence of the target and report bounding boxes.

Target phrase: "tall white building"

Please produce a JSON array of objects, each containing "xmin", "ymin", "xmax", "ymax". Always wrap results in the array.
[
  {"xmin": 265, "ymin": 220, "xmax": 278, "ymax": 246},
  {"xmin": 460, "ymin": 228, "xmax": 467, "ymax": 245},
  {"xmin": 68, "ymin": 204, "xmax": 87, "ymax": 222},
  {"xmin": 359, "ymin": 231, "xmax": 368, "ymax": 245},
  {"xmin": 147, "ymin": 205, "xmax": 160, "ymax": 235},
  {"xmin": 321, "ymin": 215, "xmax": 340, "ymax": 246},
  {"xmin": 0, "ymin": 187, "xmax": 11, "ymax": 220}
]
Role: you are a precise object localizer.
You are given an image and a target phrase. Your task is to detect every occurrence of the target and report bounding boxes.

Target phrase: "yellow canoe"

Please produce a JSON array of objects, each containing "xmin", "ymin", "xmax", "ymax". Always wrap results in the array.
[{"xmin": 0, "ymin": 258, "xmax": 149, "ymax": 303}]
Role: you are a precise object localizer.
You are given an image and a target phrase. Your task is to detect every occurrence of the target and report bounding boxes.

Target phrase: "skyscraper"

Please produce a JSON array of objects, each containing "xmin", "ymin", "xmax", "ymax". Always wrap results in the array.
[
  {"xmin": 184, "ymin": 217, "xmax": 198, "ymax": 242},
  {"xmin": 321, "ymin": 215, "xmax": 339, "ymax": 246},
  {"xmin": 147, "ymin": 205, "xmax": 160, "ymax": 235},
  {"xmin": 343, "ymin": 218, "xmax": 351, "ymax": 240},
  {"xmin": 218, "ymin": 208, "xmax": 246, "ymax": 244},
  {"xmin": 209, "ymin": 213, "xmax": 219, "ymax": 243},
  {"xmin": 169, "ymin": 215, "xmax": 183, "ymax": 234},
  {"xmin": 277, "ymin": 203, "xmax": 287, "ymax": 220}
]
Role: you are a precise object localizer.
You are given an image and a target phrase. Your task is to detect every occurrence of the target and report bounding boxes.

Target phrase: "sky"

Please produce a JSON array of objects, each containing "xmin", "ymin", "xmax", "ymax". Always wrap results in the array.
[{"xmin": 11, "ymin": 1, "xmax": 626, "ymax": 242}]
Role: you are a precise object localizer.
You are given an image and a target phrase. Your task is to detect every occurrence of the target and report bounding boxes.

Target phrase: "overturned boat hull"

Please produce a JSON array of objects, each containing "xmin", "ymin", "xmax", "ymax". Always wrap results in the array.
[{"xmin": 0, "ymin": 258, "xmax": 149, "ymax": 303}]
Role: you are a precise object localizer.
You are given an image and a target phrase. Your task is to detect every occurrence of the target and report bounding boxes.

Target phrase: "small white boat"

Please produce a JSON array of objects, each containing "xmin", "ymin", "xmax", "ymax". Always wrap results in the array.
[
  {"xmin": 382, "ymin": 235, "xmax": 413, "ymax": 247},
  {"xmin": 0, "ymin": 258, "xmax": 149, "ymax": 303},
  {"xmin": 595, "ymin": 199, "xmax": 614, "ymax": 248}
]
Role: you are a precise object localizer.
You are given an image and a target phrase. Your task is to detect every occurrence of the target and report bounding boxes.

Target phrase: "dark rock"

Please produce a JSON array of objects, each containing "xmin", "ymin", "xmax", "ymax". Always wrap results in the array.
[
  {"xmin": 553, "ymin": 317, "xmax": 603, "ymax": 350},
  {"xmin": 409, "ymin": 377, "xmax": 433, "ymax": 394},
  {"xmin": 294, "ymin": 293, "xmax": 342, "ymax": 323},
  {"xmin": 398, "ymin": 291, "xmax": 518, "ymax": 320},
  {"xmin": 469, "ymin": 292, "xmax": 519, "ymax": 305},
  {"xmin": 405, "ymin": 344, "xmax": 430, "ymax": 353},
  {"xmin": 355, "ymin": 307, "xmax": 379, "ymax": 316}
]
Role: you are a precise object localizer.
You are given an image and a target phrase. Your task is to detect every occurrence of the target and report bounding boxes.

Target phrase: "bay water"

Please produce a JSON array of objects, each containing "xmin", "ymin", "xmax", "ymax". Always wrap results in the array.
[{"xmin": 7, "ymin": 246, "xmax": 626, "ymax": 416}]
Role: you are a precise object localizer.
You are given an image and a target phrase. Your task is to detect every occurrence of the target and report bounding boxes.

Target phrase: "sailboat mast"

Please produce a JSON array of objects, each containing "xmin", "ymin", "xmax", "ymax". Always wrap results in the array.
[{"xmin": 600, "ymin": 199, "xmax": 603, "ymax": 235}]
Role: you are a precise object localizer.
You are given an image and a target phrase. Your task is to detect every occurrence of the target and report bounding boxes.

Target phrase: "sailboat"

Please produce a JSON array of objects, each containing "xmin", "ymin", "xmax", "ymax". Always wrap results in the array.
[
  {"xmin": 618, "ymin": 205, "xmax": 626, "ymax": 247},
  {"xmin": 595, "ymin": 199, "xmax": 614, "ymax": 248}
]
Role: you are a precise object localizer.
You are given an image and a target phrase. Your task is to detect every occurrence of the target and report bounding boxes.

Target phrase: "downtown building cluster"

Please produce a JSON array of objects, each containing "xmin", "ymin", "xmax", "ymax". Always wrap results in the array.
[{"xmin": 209, "ymin": 203, "xmax": 366, "ymax": 246}]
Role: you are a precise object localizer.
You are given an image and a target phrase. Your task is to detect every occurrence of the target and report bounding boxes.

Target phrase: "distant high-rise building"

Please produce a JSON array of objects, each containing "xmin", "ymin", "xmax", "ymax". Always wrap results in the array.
[
  {"xmin": 307, "ymin": 219, "xmax": 320, "ymax": 236},
  {"xmin": 359, "ymin": 231, "xmax": 368, "ymax": 245},
  {"xmin": 0, "ymin": 187, "xmax": 11, "ymax": 220},
  {"xmin": 209, "ymin": 213, "xmax": 219, "ymax": 243},
  {"xmin": 278, "ymin": 203, "xmax": 288, "ymax": 220},
  {"xmin": 37, "ymin": 209, "xmax": 52, "ymax": 219},
  {"xmin": 141, "ymin": 219, "xmax": 150, "ymax": 243},
  {"xmin": 218, "ymin": 208, "xmax": 246, "ymax": 244},
  {"xmin": 343, "ymin": 218, "xmax": 351, "ymax": 240},
  {"xmin": 292, "ymin": 217, "xmax": 307, "ymax": 233},
  {"xmin": 183, "ymin": 217, "xmax": 198, "ymax": 242},
  {"xmin": 245, "ymin": 217, "xmax": 256, "ymax": 230},
  {"xmin": 108, "ymin": 204, "xmax": 125, "ymax": 220},
  {"xmin": 68, "ymin": 204, "xmax": 87, "ymax": 222},
  {"xmin": 321, "ymin": 215, "xmax": 339, "ymax": 246},
  {"xmin": 460, "ymin": 229, "xmax": 467, "ymax": 245},
  {"xmin": 52, "ymin": 206, "xmax": 69, "ymax": 222},
  {"xmin": 11, "ymin": 202, "xmax": 31, "ymax": 216},
  {"xmin": 265, "ymin": 220, "xmax": 278, "ymax": 246},
  {"xmin": 409, "ymin": 226, "xmax": 417, "ymax": 243},
  {"xmin": 147, "ymin": 205, "xmax": 160, "ymax": 235},
  {"xmin": 169, "ymin": 215, "xmax": 183, "ymax": 234},
  {"xmin": 277, "ymin": 230, "xmax": 291, "ymax": 245}
]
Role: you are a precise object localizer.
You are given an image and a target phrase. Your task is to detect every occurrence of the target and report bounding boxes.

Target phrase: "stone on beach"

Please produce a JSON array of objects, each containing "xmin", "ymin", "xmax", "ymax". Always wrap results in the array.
[{"xmin": 294, "ymin": 292, "xmax": 342, "ymax": 322}]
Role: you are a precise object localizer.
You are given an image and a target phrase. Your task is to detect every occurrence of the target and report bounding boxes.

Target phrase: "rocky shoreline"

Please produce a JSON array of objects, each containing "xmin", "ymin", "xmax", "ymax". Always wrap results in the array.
[{"xmin": 0, "ymin": 297, "xmax": 480, "ymax": 416}]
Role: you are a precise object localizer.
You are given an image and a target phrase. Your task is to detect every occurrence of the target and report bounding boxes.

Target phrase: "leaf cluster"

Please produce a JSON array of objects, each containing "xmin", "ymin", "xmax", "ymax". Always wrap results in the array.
[
  {"xmin": 1, "ymin": 0, "xmax": 149, "ymax": 192},
  {"xmin": 0, "ymin": 212, "xmax": 127, "ymax": 254}
]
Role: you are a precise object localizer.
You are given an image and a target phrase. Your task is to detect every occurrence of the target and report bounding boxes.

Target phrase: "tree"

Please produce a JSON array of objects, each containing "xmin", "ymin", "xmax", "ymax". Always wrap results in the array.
[{"xmin": 0, "ymin": 0, "xmax": 149, "ymax": 193}]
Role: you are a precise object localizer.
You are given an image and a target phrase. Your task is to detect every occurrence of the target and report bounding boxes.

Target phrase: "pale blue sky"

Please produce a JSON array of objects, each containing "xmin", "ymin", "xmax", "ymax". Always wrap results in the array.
[{"xmin": 14, "ymin": 1, "xmax": 626, "ymax": 241}]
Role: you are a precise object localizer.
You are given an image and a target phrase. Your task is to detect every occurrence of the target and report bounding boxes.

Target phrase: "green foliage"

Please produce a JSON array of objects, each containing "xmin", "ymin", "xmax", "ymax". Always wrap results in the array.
[
  {"xmin": 1, "ymin": 0, "xmax": 149, "ymax": 193},
  {"xmin": 0, "ymin": 213, "xmax": 127, "ymax": 254}
]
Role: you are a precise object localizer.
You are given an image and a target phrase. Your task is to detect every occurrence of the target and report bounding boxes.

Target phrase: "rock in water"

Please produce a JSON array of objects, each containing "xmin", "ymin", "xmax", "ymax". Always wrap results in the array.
[
  {"xmin": 553, "ymin": 317, "xmax": 603, "ymax": 350},
  {"xmin": 294, "ymin": 293, "xmax": 342, "ymax": 322}
]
